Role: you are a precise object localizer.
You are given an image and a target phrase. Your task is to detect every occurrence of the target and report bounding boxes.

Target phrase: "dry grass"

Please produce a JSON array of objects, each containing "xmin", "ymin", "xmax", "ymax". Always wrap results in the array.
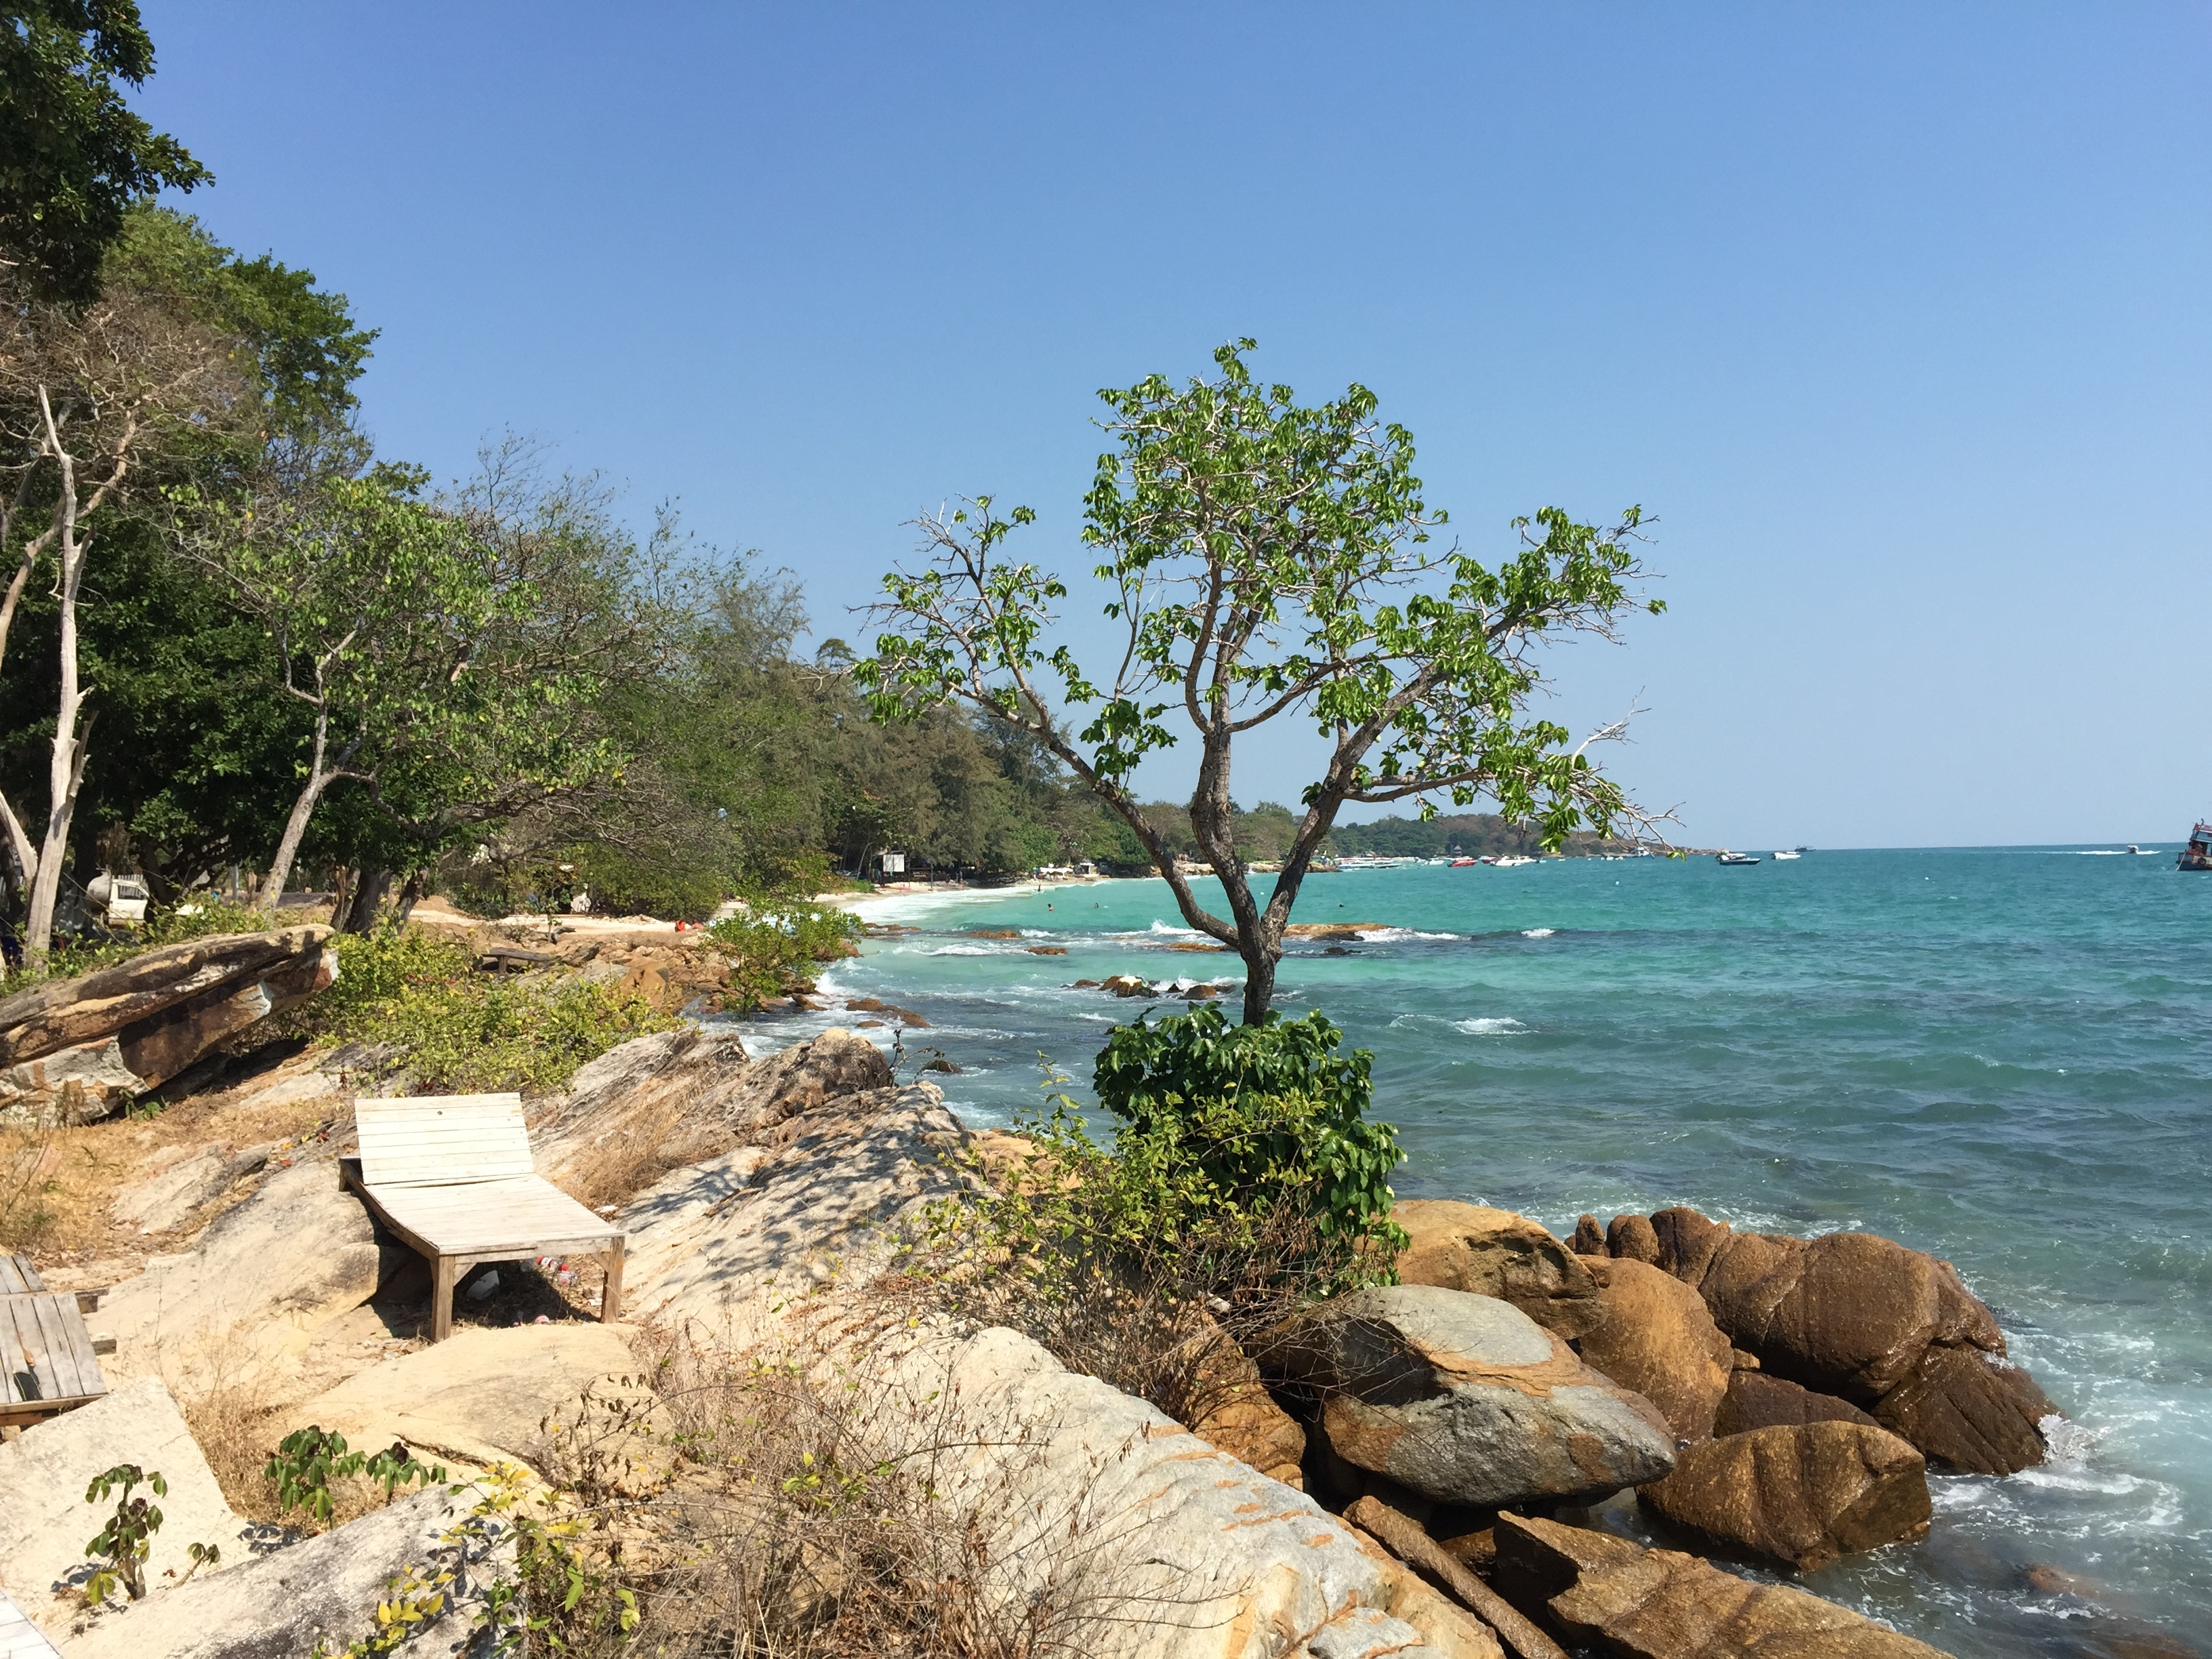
[
  {"xmin": 0, "ymin": 1047, "xmax": 348, "ymax": 1265},
  {"xmin": 487, "ymin": 1325, "xmax": 1174, "ymax": 1659}
]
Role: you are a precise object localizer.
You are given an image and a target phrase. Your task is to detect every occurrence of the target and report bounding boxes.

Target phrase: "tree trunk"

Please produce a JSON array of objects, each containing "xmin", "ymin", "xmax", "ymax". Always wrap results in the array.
[
  {"xmin": 1240, "ymin": 951, "xmax": 1277, "ymax": 1026},
  {"xmin": 393, "ymin": 868, "xmax": 427, "ymax": 922},
  {"xmin": 23, "ymin": 485, "xmax": 94, "ymax": 965},
  {"xmin": 258, "ymin": 771, "xmax": 331, "ymax": 918},
  {"xmin": 340, "ymin": 866, "xmax": 390, "ymax": 933}
]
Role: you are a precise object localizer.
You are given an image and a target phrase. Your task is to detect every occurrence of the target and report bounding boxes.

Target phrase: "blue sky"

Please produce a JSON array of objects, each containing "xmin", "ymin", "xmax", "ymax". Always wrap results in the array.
[{"xmin": 136, "ymin": 3, "xmax": 2210, "ymax": 847}]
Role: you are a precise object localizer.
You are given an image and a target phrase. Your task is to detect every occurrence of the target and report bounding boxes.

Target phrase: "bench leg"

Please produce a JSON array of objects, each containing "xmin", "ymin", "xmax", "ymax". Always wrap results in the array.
[
  {"xmin": 432, "ymin": 1255, "xmax": 457, "ymax": 1343},
  {"xmin": 600, "ymin": 1238, "xmax": 624, "ymax": 1324}
]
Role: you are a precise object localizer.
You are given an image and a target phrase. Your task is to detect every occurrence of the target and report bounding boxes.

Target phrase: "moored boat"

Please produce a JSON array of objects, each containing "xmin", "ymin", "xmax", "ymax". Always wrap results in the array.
[
  {"xmin": 1717, "ymin": 851, "xmax": 1760, "ymax": 866},
  {"xmin": 2181, "ymin": 822, "xmax": 2212, "ymax": 872}
]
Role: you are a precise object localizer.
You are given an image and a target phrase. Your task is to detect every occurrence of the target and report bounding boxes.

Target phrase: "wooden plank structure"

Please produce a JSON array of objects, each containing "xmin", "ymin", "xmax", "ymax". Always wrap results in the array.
[
  {"xmin": 340, "ymin": 1094, "xmax": 625, "ymax": 1343},
  {"xmin": 0, "ymin": 1588, "xmax": 67, "ymax": 1659},
  {"xmin": 2, "ymin": 1254, "xmax": 111, "ymax": 1429}
]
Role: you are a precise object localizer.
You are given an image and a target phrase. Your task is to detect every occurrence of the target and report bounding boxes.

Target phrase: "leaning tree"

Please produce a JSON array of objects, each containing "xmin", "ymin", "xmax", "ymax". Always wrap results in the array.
[{"xmin": 857, "ymin": 341, "xmax": 1667, "ymax": 1024}]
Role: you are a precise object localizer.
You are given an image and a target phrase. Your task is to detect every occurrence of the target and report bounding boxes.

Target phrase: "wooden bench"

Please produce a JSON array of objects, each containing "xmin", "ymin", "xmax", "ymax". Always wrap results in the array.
[
  {"xmin": 340, "ymin": 1094, "xmax": 626, "ymax": 1343},
  {"xmin": 3, "ymin": 1254, "xmax": 110, "ymax": 1431}
]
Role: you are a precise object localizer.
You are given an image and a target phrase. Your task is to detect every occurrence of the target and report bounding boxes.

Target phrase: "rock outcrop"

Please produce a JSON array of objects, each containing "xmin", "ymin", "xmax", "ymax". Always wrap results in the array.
[
  {"xmin": 1576, "ymin": 1258, "xmax": 1734, "ymax": 1443},
  {"xmin": 1638, "ymin": 1421, "xmax": 1933, "ymax": 1570},
  {"xmin": 1491, "ymin": 1512, "xmax": 1951, "ymax": 1658},
  {"xmin": 0, "ymin": 928, "xmax": 337, "ymax": 1120},
  {"xmin": 279, "ymin": 1323, "xmax": 645, "ymax": 1471},
  {"xmin": 66, "ymin": 1486, "xmax": 511, "ymax": 1659},
  {"xmin": 1872, "ymin": 1343, "xmax": 2054, "ymax": 1475},
  {"xmin": 1394, "ymin": 1200, "xmax": 1607, "ymax": 1340},
  {"xmin": 1598, "ymin": 1205, "xmax": 2050, "ymax": 1474},
  {"xmin": 1713, "ymin": 1370, "xmax": 1879, "ymax": 1436},
  {"xmin": 531, "ymin": 1025, "xmax": 892, "ymax": 1208},
  {"xmin": 99, "ymin": 1155, "xmax": 394, "ymax": 1390},
  {"xmin": 1269, "ymin": 1285, "xmax": 1677, "ymax": 1507},
  {"xmin": 0, "ymin": 1375, "xmax": 247, "ymax": 1639}
]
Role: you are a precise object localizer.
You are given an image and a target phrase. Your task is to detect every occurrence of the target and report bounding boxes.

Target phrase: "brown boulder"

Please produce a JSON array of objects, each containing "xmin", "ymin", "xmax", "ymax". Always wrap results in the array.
[
  {"xmin": 1715, "ymin": 1371, "xmax": 1878, "ymax": 1437},
  {"xmin": 1759, "ymin": 1233, "xmax": 1949, "ymax": 1401},
  {"xmin": 1571, "ymin": 1214, "xmax": 1606, "ymax": 1256},
  {"xmin": 1650, "ymin": 1205, "xmax": 1733, "ymax": 1288},
  {"xmin": 1183, "ymin": 1323, "xmax": 1307, "ymax": 1490},
  {"xmin": 1394, "ymin": 1200, "xmax": 1607, "ymax": 1340},
  {"xmin": 1491, "ymin": 1511, "xmax": 1951, "ymax": 1658},
  {"xmin": 1873, "ymin": 1344, "xmax": 2052, "ymax": 1475},
  {"xmin": 1608, "ymin": 1212, "xmax": 1661, "ymax": 1263},
  {"xmin": 1578, "ymin": 1258, "xmax": 1734, "ymax": 1443},
  {"xmin": 1639, "ymin": 1421, "xmax": 1932, "ymax": 1570}
]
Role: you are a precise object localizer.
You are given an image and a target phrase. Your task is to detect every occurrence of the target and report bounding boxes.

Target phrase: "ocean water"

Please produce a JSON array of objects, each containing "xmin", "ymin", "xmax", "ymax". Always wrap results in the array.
[{"xmin": 733, "ymin": 846, "xmax": 2211, "ymax": 1656}]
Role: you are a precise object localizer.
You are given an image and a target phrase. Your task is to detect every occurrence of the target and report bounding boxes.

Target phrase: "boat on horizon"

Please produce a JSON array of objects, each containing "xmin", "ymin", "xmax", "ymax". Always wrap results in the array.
[
  {"xmin": 2180, "ymin": 823, "xmax": 2212, "ymax": 872},
  {"xmin": 1717, "ymin": 851, "xmax": 1760, "ymax": 866},
  {"xmin": 1772, "ymin": 849, "xmax": 1801, "ymax": 861}
]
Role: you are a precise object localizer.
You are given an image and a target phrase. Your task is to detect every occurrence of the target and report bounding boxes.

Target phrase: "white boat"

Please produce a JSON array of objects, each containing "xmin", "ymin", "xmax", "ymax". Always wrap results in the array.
[
  {"xmin": 1772, "ymin": 850, "xmax": 1801, "ymax": 861},
  {"xmin": 1717, "ymin": 851, "xmax": 1760, "ymax": 866},
  {"xmin": 1492, "ymin": 855, "xmax": 1538, "ymax": 867}
]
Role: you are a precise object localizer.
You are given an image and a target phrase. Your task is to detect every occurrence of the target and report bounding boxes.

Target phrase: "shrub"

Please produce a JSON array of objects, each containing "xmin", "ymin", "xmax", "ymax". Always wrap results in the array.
[
  {"xmin": 707, "ymin": 898, "xmax": 861, "ymax": 1008},
  {"xmin": 1091, "ymin": 1005, "xmax": 1406, "ymax": 1264},
  {"xmin": 289, "ymin": 926, "xmax": 677, "ymax": 1094}
]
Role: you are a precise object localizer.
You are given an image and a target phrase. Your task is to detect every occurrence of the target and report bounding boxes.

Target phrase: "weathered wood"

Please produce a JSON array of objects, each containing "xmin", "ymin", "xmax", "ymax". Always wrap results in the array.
[
  {"xmin": 1345, "ymin": 1495, "xmax": 1568, "ymax": 1659},
  {"xmin": 350, "ymin": 1094, "xmax": 625, "ymax": 1342},
  {"xmin": 0, "ymin": 1256, "xmax": 43, "ymax": 1295},
  {"xmin": 0, "ymin": 1290, "xmax": 108, "ymax": 1424},
  {"xmin": 0, "ymin": 1586, "xmax": 67, "ymax": 1659}
]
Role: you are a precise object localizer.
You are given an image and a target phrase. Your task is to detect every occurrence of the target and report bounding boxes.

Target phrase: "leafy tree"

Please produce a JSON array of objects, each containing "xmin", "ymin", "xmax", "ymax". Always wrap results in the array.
[
  {"xmin": 0, "ymin": 1, "xmax": 210, "ymax": 305},
  {"xmin": 859, "ymin": 340, "xmax": 1665, "ymax": 1022}
]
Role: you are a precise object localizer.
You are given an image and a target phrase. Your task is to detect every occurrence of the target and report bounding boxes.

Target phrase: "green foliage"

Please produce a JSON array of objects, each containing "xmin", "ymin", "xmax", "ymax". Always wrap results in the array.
[
  {"xmin": 264, "ymin": 1427, "xmax": 444, "ymax": 1532},
  {"xmin": 292, "ymin": 926, "xmax": 677, "ymax": 1094},
  {"xmin": 706, "ymin": 897, "xmax": 861, "ymax": 1006},
  {"xmin": 0, "ymin": 1, "xmax": 210, "ymax": 306},
  {"xmin": 859, "ymin": 338, "xmax": 1663, "ymax": 1018},
  {"xmin": 81, "ymin": 1462, "xmax": 166, "ymax": 1603},
  {"xmin": 1092, "ymin": 1004, "xmax": 1405, "ymax": 1265}
]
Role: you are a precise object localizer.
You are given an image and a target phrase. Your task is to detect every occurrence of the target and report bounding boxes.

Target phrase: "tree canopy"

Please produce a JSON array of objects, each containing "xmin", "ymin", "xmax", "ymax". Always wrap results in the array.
[
  {"xmin": 859, "ymin": 340, "xmax": 1666, "ymax": 1021},
  {"xmin": 0, "ymin": 1, "xmax": 209, "ymax": 306}
]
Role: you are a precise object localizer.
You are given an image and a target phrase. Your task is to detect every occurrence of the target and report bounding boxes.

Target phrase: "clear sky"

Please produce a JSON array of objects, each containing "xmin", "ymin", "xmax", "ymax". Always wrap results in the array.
[{"xmin": 134, "ymin": 3, "xmax": 2209, "ymax": 848}]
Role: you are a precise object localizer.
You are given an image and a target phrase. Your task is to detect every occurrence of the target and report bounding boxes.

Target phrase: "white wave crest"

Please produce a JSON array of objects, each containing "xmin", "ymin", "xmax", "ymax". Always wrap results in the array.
[
  {"xmin": 1353, "ymin": 926, "xmax": 1459, "ymax": 942},
  {"xmin": 1521, "ymin": 927, "xmax": 1556, "ymax": 938},
  {"xmin": 927, "ymin": 944, "xmax": 1003, "ymax": 956},
  {"xmin": 1454, "ymin": 1017, "xmax": 1531, "ymax": 1036}
]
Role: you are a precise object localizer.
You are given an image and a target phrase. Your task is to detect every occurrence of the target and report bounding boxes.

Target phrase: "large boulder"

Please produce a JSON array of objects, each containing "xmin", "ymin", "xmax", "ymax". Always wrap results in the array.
[
  {"xmin": 278, "ymin": 1323, "xmax": 645, "ymax": 1471},
  {"xmin": 1394, "ymin": 1200, "xmax": 1607, "ymax": 1340},
  {"xmin": 1576, "ymin": 1258, "xmax": 1734, "ymax": 1443},
  {"xmin": 1269, "ymin": 1285, "xmax": 1677, "ymax": 1507},
  {"xmin": 1713, "ymin": 1370, "xmax": 1878, "ymax": 1437},
  {"xmin": 1180, "ymin": 1323, "xmax": 1307, "ymax": 1489},
  {"xmin": 861, "ymin": 1323, "xmax": 1502, "ymax": 1659},
  {"xmin": 0, "ymin": 1375, "xmax": 247, "ymax": 1641},
  {"xmin": 1638, "ymin": 1421, "xmax": 1933, "ymax": 1571},
  {"xmin": 66, "ymin": 1486, "xmax": 512, "ymax": 1659},
  {"xmin": 1490, "ymin": 1512, "xmax": 1951, "ymax": 1658},
  {"xmin": 98, "ymin": 1155, "xmax": 393, "ymax": 1392},
  {"xmin": 1637, "ymin": 1208, "xmax": 2049, "ymax": 1475},
  {"xmin": 1872, "ymin": 1345, "xmax": 2054, "ymax": 1476},
  {"xmin": 0, "ymin": 928, "xmax": 336, "ymax": 1119},
  {"xmin": 531, "ymin": 1025, "xmax": 891, "ymax": 1209},
  {"xmin": 615, "ymin": 1078, "xmax": 968, "ymax": 1347}
]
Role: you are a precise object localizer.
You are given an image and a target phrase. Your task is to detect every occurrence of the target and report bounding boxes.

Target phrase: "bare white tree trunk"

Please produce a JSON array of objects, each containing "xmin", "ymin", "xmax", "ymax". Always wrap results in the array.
[{"xmin": 23, "ymin": 403, "xmax": 91, "ymax": 964}]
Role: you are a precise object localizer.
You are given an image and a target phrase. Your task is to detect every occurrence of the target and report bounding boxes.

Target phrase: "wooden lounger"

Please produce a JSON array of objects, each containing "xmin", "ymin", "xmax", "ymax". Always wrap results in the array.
[
  {"xmin": 3, "ymin": 1255, "xmax": 111, "ymax": 1430},
  {"xmin": 340, "ymin": 1094, "xmax": 626, "ymax": 1343}
]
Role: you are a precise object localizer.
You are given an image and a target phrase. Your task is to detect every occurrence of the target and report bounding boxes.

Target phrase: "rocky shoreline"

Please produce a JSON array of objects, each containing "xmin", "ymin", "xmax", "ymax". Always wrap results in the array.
[{"xmin": 0, "ymin": 937, "xmax": 2188, "ymax": 1658}]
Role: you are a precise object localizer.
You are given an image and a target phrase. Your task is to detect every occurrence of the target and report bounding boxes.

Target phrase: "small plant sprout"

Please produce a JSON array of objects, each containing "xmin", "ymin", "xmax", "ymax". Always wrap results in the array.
[
  {"xmin": 81, "ymin": 1464, "xmax": 165, "ymax": 1604},
  {"xmin": 266, "ymin": 1427, "xmax": 445, "ymax": 1530}
]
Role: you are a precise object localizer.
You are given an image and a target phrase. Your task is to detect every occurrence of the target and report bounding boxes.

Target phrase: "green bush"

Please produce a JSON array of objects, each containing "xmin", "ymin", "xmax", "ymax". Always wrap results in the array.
[
  {"xmin": 293, "ymin": 927, "xmax": 676, "ymax": 1094},
  {"xmin": 706, "ymin": 898, "xmax": 861, "ymax": 1006},
  {"xmin": 1091, "ymin": 1005, "xmax": 1406, "ymax": 1263}
]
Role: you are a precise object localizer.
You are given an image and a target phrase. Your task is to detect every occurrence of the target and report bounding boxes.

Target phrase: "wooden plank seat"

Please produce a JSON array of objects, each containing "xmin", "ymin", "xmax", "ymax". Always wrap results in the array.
[
  {"xmin": 340, "ymin": 1093, "xmax": 625, "ymax": 1343},
  {"xmin": 2, "ymin": 1288, "xmax": 109, "ymax": 1429}
]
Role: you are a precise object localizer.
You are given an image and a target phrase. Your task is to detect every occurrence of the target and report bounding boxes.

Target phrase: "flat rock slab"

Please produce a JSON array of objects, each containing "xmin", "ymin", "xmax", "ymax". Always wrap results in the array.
[
  {"xmin": 1274, "ymin": 1285, "xmax": 1677, "ymax": 1507},
  {"xmin": 100, "ymin": 1158, "xmax": 393, "ymax": 1395},
  {"xmin": 1492, "ymin": 1511, "xmax": 1952, "ymax": 1658},
  {"xmin": 279, "ymin": 1322, "xmax": 644, "ymax": 1470},
  {"xmin": 1639, "ymin": 1421, "xmax": 1932, "ymax": 1571},
  {"xmin": 66, "ymin": 1486, "xmax": 511, "ymax": 1659},
  {"xmin": 0, "ymin": 1374, "xmax": 245, "ymax": 1640}
]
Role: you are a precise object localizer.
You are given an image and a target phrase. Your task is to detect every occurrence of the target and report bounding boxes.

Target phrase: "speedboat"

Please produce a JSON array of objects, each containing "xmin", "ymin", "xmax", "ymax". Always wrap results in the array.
[
  {"xmin": 1450, "ymin": 856, "xmax": 1478, "ymax": 867},
  {"xmin": 1717, "ymin": 851, "xmax": 1760, "ymax": 866},
  {"xmin": 1492, "ymin": 855, "xmax": 1538, "ymax": 867},
  {"xmin": 1771, "ymin": 850, "xmax": 1801, "ymax": 861}
]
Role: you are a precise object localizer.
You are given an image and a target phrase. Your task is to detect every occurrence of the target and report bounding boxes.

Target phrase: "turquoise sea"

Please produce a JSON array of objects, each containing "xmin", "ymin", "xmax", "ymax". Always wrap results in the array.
[{"xmin": 735, "ymin": 846, "xmax": 2210, "ymax": 1657}]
